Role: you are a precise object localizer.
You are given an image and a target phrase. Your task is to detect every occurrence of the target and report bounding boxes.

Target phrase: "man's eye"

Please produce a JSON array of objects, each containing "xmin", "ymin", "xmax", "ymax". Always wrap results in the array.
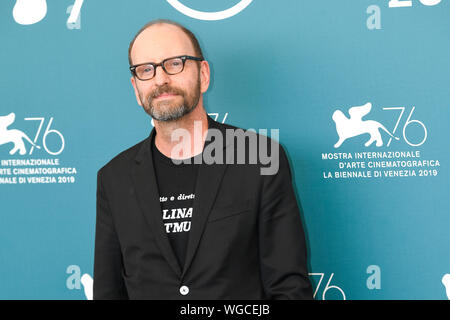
[{"xmin": 168, "ymin": 60, "xmax": 182, "ymax": 67}]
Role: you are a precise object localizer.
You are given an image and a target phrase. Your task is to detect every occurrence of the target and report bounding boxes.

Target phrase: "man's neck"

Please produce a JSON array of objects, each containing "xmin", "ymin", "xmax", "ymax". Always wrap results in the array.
[{"xmin": 153, "ymin": 105, "xmax": 209, "ymax": 160}]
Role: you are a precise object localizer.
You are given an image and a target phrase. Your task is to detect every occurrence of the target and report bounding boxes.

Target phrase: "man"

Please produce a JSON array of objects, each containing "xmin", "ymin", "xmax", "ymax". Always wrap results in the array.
[{"xmin": 93, "ymin": 19, "xmax": 313, "ymax": 300}]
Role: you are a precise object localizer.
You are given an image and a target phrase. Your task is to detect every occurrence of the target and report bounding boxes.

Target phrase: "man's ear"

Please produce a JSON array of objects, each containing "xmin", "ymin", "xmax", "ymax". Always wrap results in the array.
[
  {"xmin": 130, "ymin": 76, "xmax": 143, "ymax": 107},
  {"xmin": 199, "ymin": 60, "xmax": 210, "ymax": 94}
]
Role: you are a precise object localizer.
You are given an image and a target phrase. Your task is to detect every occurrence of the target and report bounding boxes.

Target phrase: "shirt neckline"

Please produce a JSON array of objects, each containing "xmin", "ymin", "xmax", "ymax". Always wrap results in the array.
[{"xmin": 151, "ymin": 131, "xmax": 204, "ymax": 167}]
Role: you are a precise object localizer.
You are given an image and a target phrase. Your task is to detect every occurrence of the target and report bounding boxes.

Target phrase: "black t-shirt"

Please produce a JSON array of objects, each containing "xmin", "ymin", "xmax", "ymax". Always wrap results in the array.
[{"xmin": 151, "ymin": 133, "xmax": 202, "ymax": 269}]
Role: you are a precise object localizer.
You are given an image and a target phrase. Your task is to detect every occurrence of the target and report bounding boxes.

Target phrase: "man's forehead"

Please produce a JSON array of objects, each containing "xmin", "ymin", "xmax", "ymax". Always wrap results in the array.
[{"xmin": 131, "ymin": 23, "xmax": 196, "ymax": 64}]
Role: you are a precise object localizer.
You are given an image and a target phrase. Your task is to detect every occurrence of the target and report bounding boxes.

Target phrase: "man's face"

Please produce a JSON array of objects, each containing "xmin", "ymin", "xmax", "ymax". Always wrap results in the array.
[{"xmin": 130, "ymin": 24, "xmax": 209, "ymax": 122}]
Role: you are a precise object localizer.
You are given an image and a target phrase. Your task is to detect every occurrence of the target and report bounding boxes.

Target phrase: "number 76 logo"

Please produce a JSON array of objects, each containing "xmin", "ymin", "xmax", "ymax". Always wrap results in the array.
[
  {"xmin": 309, "ymin": 273, "xmax": 346, "ymax": 300},
  {"xmin": 382, "ymin": 107, "xmax": 427, "ymax": 147}
]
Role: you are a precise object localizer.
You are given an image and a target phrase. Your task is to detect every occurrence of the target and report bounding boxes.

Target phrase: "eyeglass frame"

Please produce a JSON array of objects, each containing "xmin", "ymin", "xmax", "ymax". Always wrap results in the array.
[{"xmin": 129, "ymin": 55, "xmax": 204, "ymax": 81}]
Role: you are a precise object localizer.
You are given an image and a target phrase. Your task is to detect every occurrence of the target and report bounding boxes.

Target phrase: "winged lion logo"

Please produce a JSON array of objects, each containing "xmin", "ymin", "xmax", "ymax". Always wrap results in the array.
[{"xmin": 332, "ymin": 102, "xmax": 399, "ymax": 148}]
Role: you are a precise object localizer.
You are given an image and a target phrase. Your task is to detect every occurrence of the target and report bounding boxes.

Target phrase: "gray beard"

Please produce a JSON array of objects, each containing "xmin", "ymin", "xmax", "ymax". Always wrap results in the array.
[{"xmin": 148, "ymin": 100, "xmax": 198, "ymax": 122}]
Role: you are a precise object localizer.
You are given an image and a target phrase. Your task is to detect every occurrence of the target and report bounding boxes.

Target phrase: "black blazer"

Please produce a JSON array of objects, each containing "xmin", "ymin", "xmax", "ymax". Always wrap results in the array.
[{"xmin": 93, "ymin": 115, "xmax": 313, "ymax": 300}]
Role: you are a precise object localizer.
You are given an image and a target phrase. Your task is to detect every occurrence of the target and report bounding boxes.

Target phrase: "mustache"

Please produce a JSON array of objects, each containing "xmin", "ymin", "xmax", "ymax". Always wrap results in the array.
[{"xmin": 149, "ymin": 85, "xmax": 185, "ymax": 100}]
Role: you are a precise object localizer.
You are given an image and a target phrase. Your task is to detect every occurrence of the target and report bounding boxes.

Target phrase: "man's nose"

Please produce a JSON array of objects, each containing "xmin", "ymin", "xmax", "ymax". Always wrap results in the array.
[{"xmin": 153, "ymin": 65, "xmax": 170, "ymax": 86}]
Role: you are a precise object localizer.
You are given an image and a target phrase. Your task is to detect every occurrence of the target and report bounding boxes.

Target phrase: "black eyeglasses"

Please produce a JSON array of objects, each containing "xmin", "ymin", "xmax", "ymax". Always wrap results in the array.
[{"xmin": 129, "ymin": 55, "xmax": 203, "ymax": 81}]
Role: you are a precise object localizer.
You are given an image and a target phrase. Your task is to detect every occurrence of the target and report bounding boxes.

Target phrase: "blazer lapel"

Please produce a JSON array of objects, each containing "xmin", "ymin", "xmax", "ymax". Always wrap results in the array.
[
  {"xmin": 131, "ymin": 128, "xmax": 182, "ymax": 277},
  {"xmin": 181, "ymin": 116, "xmax": 231, "ymax": 278}
]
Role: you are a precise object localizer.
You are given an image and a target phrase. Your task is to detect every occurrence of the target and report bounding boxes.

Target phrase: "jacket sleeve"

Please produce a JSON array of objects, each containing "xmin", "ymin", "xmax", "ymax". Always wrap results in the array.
[
  {"xmin": 93, "ymin": 169, "xmax": 129, "ymax": 299},
  {"xmin": 258, "ymin": 143, "xmax": 313, "ymax": 300}
]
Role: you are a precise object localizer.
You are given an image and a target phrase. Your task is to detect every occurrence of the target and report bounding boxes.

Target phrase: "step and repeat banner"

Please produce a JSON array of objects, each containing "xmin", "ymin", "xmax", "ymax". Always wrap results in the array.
[{"xmin": 1, "ymin": 0, "xmax": 449, "ymax": 300}]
